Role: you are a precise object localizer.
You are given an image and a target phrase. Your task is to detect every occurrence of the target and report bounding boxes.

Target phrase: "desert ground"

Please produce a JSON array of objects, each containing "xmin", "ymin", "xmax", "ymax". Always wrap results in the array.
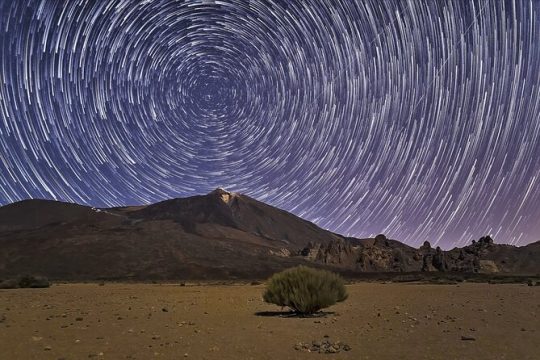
[{"xmin": 0, "ymin": 282, "xmax": 538, "ymax": 360}]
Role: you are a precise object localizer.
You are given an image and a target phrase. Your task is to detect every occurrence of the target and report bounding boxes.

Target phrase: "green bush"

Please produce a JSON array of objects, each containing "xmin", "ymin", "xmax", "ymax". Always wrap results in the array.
[{"xmin": 263, "ymin": 266, "xmax": 348, "ymax": 314}]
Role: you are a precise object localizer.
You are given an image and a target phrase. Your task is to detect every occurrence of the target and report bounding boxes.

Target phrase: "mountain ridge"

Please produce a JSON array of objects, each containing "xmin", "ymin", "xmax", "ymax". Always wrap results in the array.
[{"xmin": 0, "ymin": 189, "xmax": 538, "ymax": 280}]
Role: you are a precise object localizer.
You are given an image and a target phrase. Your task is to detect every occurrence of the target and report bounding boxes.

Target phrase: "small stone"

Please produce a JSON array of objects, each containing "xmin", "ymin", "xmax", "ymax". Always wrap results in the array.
[
  {"xmin": 44, "ymin": 346, "xmax": 52, "ymax": 351},
  {"xmin": 75, "ymin": 317, "xmax": 83, "ymax": 321},
  {"xmin": 461, "ymin": 335, "xmax": 476, "ymax": 341}
]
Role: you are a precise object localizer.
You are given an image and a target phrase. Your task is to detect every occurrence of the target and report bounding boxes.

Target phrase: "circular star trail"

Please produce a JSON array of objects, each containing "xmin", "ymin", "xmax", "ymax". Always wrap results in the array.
[{"xmin": 1, "ymin": 0, "xmax": 539, "ymax": 247}]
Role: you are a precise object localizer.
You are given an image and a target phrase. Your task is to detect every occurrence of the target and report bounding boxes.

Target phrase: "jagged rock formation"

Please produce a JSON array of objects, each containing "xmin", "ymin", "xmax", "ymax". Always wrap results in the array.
[
  {"xmin": 297, "ymin": 235, "xmax": 540, "ymax": 275},
  {"xmin": 298, "ymin": 235, "xmax": 423, "ymax": 272},
  {"xmin": 300, "ymin": 238, "xmax": 356, "ymax": 267}
]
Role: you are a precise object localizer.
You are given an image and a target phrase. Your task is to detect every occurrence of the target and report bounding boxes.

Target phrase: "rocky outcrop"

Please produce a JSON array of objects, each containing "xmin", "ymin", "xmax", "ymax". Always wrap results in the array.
[
  {"xmin": 300, "ymin": 239, "xmax": 356, "ymax": 266},
  {"xmin": 297, "ymin": 235, "xmax": 539, "ymax": 275},
  {"xmin": 420, "ymin": 244, "xmax": 449, "ymax": 272},
  {"xmin": 269, "ymin": 248, "xmax": 291, "ymax": 257},
  {"xmin": 299, "ymin": 234, "xmax": 423, "ymax": 272}
]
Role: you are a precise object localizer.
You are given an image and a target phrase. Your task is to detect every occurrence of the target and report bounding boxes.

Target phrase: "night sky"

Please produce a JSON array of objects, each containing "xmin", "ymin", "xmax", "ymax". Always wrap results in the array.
[{"xmin": 1, "ymin": 0, "xmax": 539, "ymax": 248}]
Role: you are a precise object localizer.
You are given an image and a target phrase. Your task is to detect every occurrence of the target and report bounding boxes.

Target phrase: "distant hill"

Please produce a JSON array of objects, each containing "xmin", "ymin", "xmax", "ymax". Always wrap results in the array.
[{"xmin": 0, "ymin": 189, "xmax": 538, "ymax": 280}]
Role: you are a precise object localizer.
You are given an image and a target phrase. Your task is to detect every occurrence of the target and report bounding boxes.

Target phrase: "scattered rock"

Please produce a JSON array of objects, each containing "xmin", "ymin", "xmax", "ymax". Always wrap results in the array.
[
  {"xmin": 294, "ymin": 338, "xmax": 351, "ymax": 354},
  {"xmin": 461, "ymin": 335, "xmax": 476, "ymax": 341}
]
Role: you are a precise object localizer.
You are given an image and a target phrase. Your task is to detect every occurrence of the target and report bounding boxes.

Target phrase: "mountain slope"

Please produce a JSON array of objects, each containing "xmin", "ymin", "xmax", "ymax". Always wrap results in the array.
[
  {"xmin": 0, "ymin": 189, "xmax": 339, "ymax": 280},
  {"xmin": 126, "ymin": 188, "xmax": 341, "ymax": 249},
  {"xmin": 0, "ymin": 199, "xmax": 119, "ymax": 232}
]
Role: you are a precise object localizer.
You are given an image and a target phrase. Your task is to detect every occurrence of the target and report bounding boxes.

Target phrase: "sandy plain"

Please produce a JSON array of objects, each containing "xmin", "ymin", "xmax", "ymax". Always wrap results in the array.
[{"xmin": 0, "ymin": 282, "xmax": 538, "ymax": 360}]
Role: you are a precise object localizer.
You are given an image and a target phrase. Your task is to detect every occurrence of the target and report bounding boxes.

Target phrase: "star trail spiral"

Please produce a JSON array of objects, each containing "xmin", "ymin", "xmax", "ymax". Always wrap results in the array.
[{"xmin": 1, "ymin": 0, "xmax": 539, "ymax": 247}]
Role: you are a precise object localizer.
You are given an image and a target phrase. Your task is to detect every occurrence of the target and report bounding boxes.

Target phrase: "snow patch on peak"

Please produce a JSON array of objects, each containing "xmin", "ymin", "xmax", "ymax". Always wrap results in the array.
[{"xmin": 210, "ymin": 188, "xmax": 236, "ymax": 204}]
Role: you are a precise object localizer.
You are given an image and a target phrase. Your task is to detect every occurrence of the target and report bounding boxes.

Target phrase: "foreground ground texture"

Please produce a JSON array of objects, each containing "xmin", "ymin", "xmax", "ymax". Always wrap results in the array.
[{"xmin": 0, "ymin": 283, "xmax": 538, "ymax": 359}]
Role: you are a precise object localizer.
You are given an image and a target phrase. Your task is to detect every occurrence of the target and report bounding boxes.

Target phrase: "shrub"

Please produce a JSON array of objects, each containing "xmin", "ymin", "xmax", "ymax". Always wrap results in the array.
[
  {"xmin": 263, "ymin": 266, "xmax": 348, "ymax": 314},
  {"xmin": 0, "ymin": 278, "xmax": 19, "ymax": 289},
  {"xmin": 20, "ymin": 275, "xmax": 50, "ymax": 288},
  {"xmin": 0, "ymin": 275, "xmax": 50, "ymax": 289}
]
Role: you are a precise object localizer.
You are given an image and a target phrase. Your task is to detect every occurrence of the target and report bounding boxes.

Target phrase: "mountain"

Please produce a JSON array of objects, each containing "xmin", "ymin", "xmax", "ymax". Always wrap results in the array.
[
  {"xmin": 0, "ymin": 189, "xmax": 538, "ymax": 280},
  {"xmin": 0, "ymin": 189, "xmax": 339, "ymax": 280}
]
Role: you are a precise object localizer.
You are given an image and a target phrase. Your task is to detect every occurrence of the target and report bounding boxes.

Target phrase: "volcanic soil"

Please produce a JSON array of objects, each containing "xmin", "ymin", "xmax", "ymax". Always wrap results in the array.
[{"xmin": 0, "ymin": 283, "xmax": 538, "ymax": 359}]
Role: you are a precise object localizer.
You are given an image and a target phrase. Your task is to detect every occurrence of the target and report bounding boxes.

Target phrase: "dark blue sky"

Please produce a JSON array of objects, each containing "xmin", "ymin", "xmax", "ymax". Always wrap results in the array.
[{"xmin": 1, "ymin": 0, "xmax": 539, "ymax": 248}]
